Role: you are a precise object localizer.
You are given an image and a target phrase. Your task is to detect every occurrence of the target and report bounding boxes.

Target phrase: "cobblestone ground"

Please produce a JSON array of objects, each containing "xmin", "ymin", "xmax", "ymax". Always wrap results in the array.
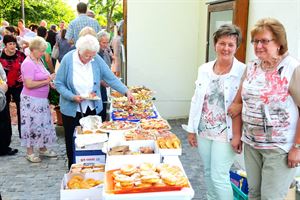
[{"xmin": 0, "ymin": 119, "xmax": 207, "ymax": 200}]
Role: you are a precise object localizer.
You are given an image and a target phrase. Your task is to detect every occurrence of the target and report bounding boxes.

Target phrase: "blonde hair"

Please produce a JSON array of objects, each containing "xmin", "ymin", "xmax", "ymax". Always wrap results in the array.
[
  {"xmin": 29, "ymin": 36, "xmax": 47, "ymax": 52},
  {"xmin": 79, "ymin": 27, "xmax": 97, "ymax": 37},
  {"xmin": 251, "ymin": 18, "xmax": 288, "ymax": 55}
]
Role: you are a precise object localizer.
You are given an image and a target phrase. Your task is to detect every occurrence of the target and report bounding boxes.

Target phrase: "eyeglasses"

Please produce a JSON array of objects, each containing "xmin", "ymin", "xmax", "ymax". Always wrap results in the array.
[{"xmin": 251, "ymin": 39, "xmax": 274, "ymax": 45}]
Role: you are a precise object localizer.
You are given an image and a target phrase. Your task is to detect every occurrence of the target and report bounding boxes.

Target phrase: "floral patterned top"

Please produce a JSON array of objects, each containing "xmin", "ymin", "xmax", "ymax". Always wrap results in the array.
[
  {"xmin": 198, "ymin": 72, "xmax": 228, "ymax": 142},
  {"xmin": 241, "ymin": 54, "xmax": 300, "ymax": 152}
]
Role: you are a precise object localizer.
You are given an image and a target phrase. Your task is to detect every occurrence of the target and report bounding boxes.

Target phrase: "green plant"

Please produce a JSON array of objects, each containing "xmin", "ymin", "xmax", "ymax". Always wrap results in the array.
[{"xmin": 48, "ymin": 88, "xmax": 60, "ymax": 106}]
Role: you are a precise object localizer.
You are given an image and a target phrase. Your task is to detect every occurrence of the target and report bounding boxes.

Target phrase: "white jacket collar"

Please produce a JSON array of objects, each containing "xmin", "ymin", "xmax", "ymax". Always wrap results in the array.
[{"xmin": 202, "ymin": 57, "xmax": 242, "ymax": 78}]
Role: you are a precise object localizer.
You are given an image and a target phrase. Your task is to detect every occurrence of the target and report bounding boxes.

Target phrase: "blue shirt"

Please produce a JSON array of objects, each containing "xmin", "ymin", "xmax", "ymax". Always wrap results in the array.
[
  {"xmin": 55, "ymin": 50, "xmax": 128, "ymax": 117},
  {"xmin": 66, "ymin": 14, "xmax": 101, "ymax": 43}
]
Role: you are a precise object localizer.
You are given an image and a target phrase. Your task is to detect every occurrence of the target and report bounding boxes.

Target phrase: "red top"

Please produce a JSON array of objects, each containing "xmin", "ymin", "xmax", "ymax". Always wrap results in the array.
[{"xmin": 0, "ymin": 50, "xmax": 26, "ymax": 88}]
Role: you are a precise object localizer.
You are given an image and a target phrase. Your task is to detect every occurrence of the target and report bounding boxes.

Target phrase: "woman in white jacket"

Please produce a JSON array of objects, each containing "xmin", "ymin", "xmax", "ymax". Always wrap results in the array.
[{"xmin": 186, "ymin": 24, "xmax": 245, "ymax": 200}]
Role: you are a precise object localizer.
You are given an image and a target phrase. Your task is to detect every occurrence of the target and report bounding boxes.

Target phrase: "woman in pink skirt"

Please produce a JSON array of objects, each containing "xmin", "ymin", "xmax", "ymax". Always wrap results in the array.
[{"xmin": 20, "ymin": 36, "xmax": 57, "ymax": 163}]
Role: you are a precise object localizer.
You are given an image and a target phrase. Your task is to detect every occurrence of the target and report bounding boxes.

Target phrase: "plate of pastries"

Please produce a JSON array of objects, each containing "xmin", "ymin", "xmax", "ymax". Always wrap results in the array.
[
  {"xmin": 140, "ymin": 119, "xmax": 171, "ymax": 130},
  {"xmin": 105, "ymin": 162, "xmax": 189, "ymax": 194},
  {"xmin": 67, "ymin": 174, "xmax": 103, "ymax": 190},
  {"xmin": 99, "ymin": 121, "xmax": 138, "ymax": 132}
]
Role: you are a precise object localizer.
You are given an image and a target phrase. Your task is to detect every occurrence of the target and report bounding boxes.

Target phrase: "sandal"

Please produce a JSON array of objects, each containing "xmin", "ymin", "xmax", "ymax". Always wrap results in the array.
[
  {"xmin": 39, "ymin": 150, "xmax": 57, "ymax": 158},
  {"xmin": 26, "ymin": 154, "xmax": 41, "ymax": 163}
]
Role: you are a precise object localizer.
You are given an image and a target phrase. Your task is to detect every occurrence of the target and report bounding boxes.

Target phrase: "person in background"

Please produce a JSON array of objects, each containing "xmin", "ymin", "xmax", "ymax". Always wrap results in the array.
[
  {"xmin": 232, "ymin": 18, "xmax": 300, "ymax": 200},
  {"xmin": 87, "ymin": 10, "xmax": 95, "ymax": 18},
  {"xmin": 1, "ymin": 20, "xmax": 9, "ymax": 28},
  {"xmin": 111, "ymin": 25, "xmax": 122, "ymax": 77},
  {"xmin": 37, "ymin": 26, "xmax": 54, "ymax": 73},
  {"xmin": 55, "ymin": 34, "xmax": 134, "ymax": 168},
  {"xmin": 66, "ymin": 2, "xmax": 101, "ymax": 45},
  {"xmin": 186, "ymin": 24, "xmax": 245, "ymax": 200},
  {"xmin": 40, "ymin": 20, "xmax": 47, "ymax": 28},
  {"xmin": 57, "ymin": 29, "xmax": 71, "ymax": 63},
  {"xmin": 0, "ymin": 62, "xmax": 18, "ymax": 156},
  {"xmin": 0, "ymin": 65, "xmax": 7, "ymax": 112},
  {"xmin": 17, "ymin": 19, "xmax": 30, "ymax": 37},
  {"xmin": 56, "ymin": 21, "xmax": 65, "ymax": 42},
  {"xmin": 47, "ymin": 25, "xmax": 57, "ymax": 49},
  {"xmin": 29, "ymin": 24, "xmax": 38, "ymax": 33},
  {"xmin": 47, "ymin": 25, "xmax": 58, "ymax": 66},
  {"xmin": 0, "ymin": 35, "xmax": 26, "ymax": 139},
  {"xmin": 20, "ymin": 36, "xmax": 57, "ymax": 163},
  {"xmin": 97, "ymin": 30, "xmax": 113, "ymax": 122}
]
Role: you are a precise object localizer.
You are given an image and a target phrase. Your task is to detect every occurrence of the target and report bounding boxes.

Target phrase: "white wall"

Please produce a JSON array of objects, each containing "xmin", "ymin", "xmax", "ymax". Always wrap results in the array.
[
  {"xmin": 246, "ymin": 0, "xmax": 300, "ymax": 62},
  {"xmin": 127, "ymin": 0, "xmax": 207, "ymax": 119}
]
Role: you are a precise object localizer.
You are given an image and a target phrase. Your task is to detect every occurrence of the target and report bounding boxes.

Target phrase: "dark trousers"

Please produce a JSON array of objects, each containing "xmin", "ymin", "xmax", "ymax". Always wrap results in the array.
[
  {"xmin": 6, "ymin": 86, "xmax": 22, "ymax": 138},
  {"xmin": 0, "ymin": 101, "xmax": 12, "ymax": 155},
  {"xmin": 62, "ymin": 107, "xmax": 96, "ymax": 169},
  {"xmin": 99, "ymin": 86, "xmax": 108, "ymax": 122}
]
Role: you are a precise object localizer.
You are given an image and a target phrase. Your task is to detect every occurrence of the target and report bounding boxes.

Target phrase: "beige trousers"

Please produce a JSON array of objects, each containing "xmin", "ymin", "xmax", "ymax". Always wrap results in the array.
[{"xmin": 244, "ymin": 143, "xmax": 297, "ymax": 200}]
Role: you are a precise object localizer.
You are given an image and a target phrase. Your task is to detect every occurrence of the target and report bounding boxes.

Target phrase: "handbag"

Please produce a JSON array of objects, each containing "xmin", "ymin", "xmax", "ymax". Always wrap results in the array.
[{"xmin": 51, "ymin": 44, "xmax": 59, "ymax": 59}]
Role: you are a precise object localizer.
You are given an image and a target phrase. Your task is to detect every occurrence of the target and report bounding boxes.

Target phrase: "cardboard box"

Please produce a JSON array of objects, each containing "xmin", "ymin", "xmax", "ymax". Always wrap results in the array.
[
  {"xmin": 74, "ymin": 150, "xmax": 106, "ymax": 164},
  {"xmin": 60, "ymin": 172, "xmax": 104, "ymax": 200},
  {"xmin": 285, "ymin": 187, "xmax": 296, "ymax": 200},
  {"xmin": 105, "ymin": 140, "xmax": 160, "ymax": 171},
  {"xmin": 74, "ymin": 133, "xmax": 108, "ymax": 151}
]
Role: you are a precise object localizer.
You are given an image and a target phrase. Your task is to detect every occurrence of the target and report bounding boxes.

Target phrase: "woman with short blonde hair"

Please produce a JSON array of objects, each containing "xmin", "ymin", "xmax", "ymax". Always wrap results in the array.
[{"xmin": 20, "ymin": 36, "xmax": 57, "ymax": 163}]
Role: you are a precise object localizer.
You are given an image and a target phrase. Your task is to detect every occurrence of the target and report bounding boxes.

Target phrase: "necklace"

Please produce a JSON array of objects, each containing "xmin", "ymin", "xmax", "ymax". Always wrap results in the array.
[
  {"xmin": 261, "ymin": 58, "xmax": 282, "ymax": 72},
  {"xmin": 213, "ymin": 61, "xmax": 233, "ymax": 76}
]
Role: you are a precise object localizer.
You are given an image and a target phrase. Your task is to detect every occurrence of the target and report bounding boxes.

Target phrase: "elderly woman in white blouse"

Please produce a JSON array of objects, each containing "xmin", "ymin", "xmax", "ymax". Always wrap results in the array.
[{"xmin": 55, "ymin": 34, "xmax": 134, "ymax": 168}]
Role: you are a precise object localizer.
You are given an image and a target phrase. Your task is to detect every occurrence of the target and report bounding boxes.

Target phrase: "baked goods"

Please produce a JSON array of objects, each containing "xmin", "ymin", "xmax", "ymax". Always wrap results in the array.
[
  {"xmin": 139, "ymin": 146, "xmax": 154, "ymax": 154},
  {"xmin": 70, "ymin": 163, "xmax": 105, "ymax": 173},
  {"xmin": 107, "ymin": 162, "xmax": 189, "ymax": 193},
  {"xmin": 140, "ymin": 118, "xmax": 171, "ymax": 130},
  {"xmin": 156, "ymin": 133, "xmax": 181, "ymax": 149},
  {"xmin": 81, "ymin": 93, "xmax": 101, "ymax": 100},
  {"xmin": 100, "ymin": 121, "xmax": 137, "ymax": 131},
  {"xmin": 108, "ymin": 145, "xmax": 154, "ymax": 155},
  {"xmin": 112, "ymin": 109, "xmax": 157, "ymax": 121},
  {"xmin": 111, "ymin": 90, "xmax": 123, "ymax": 98},
  {"xmin": 67, "ymin": 175, "xmax": 103, "ymax": 189},
  {"xmin": 120, "ymin": 164, "xmax": 138, "ymax": 176},
  {"xmin": 124, "ymin": 129, "xmax": 158, "ymax": 141},
  {"xmin": 108, "ymin": 145, "xmax": 131, "ymax": 155},
  {"xmin": 129, "ymin": 86, "xmax": 153, "ymax": 101}
]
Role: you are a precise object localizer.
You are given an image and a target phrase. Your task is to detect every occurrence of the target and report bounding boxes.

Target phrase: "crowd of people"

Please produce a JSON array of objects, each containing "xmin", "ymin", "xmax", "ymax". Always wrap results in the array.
[
  {"xmin": 0, "ymin": 2, "xmax": 124, "ymax": 164},
  {"xmin": 0, "ymin": 2, "xmax": 300, "ymax": 200}
]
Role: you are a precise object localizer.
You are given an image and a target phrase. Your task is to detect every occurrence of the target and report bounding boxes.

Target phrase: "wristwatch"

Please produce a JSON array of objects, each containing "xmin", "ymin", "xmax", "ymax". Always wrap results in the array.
[{"xmin": 293, "ymin": 143, "xmax": 300, "ymax": 149}]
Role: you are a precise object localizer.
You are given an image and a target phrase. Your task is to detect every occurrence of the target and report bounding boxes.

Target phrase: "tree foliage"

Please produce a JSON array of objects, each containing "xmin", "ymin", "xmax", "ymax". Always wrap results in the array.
[
  {"xmin": 0, "ymin": 0, "xmax": 75, "ymax": 27},
  {"xmin": 89, "ymin": 0, "xmax": 123, "ymax": 32}
]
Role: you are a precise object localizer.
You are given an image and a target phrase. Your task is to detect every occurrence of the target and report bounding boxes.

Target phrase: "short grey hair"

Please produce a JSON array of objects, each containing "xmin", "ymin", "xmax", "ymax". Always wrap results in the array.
[
  {"xmin": 213, "ymin": 24, "xmax": 242, "ymax": 48},
  {"xmin": 97, "ymin": 30, "xmax": 110, "ymax": 41},
  {"xmin": 76, "ymin": 34, "xmax": 100, "ymax": 54}
]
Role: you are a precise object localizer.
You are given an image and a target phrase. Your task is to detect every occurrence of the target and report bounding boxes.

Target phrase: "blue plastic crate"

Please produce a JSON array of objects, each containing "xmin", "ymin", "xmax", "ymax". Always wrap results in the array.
[
  {"xmin": 230, "ymin": 171, "xmax": 248, "ymax": 195},
  {"xmin": 232, "ymin": 182, "xmax": 248, "ymax": 200}
]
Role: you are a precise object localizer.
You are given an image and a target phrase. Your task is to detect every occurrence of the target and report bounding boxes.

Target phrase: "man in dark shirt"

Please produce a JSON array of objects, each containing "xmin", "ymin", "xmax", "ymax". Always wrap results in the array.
[{"xmin": 47, "ymin": 25, "xmax": 58, "ymax": 66}]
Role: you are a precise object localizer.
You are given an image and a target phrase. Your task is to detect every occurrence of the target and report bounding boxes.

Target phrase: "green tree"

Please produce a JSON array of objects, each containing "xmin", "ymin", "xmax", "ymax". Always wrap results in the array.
[
  {"xmin": 89, "ymin": 0, "xmax": 123, "ymax": 32},
  {"xmin": 0, "ymin": 0, "xmax": 75, "ymax": 28}
]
